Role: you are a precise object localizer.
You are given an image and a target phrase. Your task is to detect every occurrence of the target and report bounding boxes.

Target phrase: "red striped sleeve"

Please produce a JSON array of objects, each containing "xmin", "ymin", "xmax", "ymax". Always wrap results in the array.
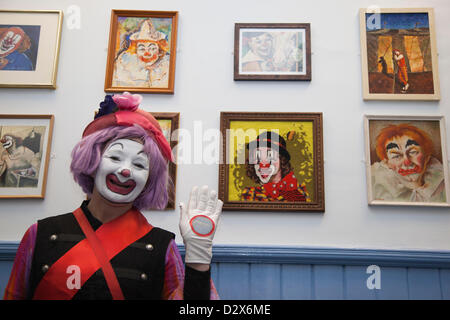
[{"xmin": 3, "ymin": 223, "xmax": 37, "ymax": 300}]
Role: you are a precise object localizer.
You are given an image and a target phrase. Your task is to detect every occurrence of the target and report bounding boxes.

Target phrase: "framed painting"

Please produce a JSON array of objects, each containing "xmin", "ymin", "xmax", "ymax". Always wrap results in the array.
[
  {"xmin": 151, "ymin": 112, "xmax": 179, "ymax": 209},
  {"xmin": 0, "ymin": 114, "xmax": 54, "ymax": 198},
  {"xmin": 0, "ymin": 10, "xmax": 63, "ymax": 89},
  {"xmin": 219, "ymin": 112, "xmax": 324, "ymax": 211},
  {"xmin": 364, "ymin": 115, "xmax": 450, "ymax": 207},
  {"xmin": 234, "ymin": 23, "xmax": 311, "ymax": 81},
  {"xmin": 359, "ymin": 8, "xmax": 440, "ymax": 100},
  {"xmin": 104, "ymin": 10, "xmax": 179, "ymax": 94}
]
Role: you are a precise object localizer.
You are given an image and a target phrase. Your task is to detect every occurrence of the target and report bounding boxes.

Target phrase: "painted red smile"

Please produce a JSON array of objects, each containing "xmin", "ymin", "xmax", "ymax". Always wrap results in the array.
[
  {"xmin": 398, "ymin": 166, "xmax": 422, "ymax": 176},
  {"xmin": 258, "ymin": 167, "xmax": 274, "ymax": 179},
  {"xmin": 106, "ymin": 174, "xmax": 136, "ymax": 195}
]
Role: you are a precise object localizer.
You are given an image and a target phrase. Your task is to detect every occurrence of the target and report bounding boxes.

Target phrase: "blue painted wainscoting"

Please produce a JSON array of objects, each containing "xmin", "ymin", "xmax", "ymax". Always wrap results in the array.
[{"xmin": 1, "ymin": 243, "xmax": 450, "ymax": 300}]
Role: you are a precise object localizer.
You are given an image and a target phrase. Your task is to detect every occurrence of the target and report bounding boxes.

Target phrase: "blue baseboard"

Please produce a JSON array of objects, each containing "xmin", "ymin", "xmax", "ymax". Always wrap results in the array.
[
  {"xmin": 2, "ymin": 242, "xmax": 450, "ymax": 268},
  {"xmin": 209, "ymin": 245, "xmax": 450, "ymax": 268},
  {"xmin": 2, "ymin": 242, "xmax": 450, "ymax": 299},
  {"xmin": 0, "ymin": 243, "xmax": 19, "ymax": 262}
]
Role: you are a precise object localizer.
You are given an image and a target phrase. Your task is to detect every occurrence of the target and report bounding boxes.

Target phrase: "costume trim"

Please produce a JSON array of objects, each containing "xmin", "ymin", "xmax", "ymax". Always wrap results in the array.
[{"xmin": 72, "ymin": 208, "xmax": 124, "ymax": 300}]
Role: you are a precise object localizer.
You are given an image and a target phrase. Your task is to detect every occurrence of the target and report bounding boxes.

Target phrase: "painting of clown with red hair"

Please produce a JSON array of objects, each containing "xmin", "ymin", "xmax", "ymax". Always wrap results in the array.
[{"xmin": 365, "ymin": 116, "xmax": 450, "ymax": 205}]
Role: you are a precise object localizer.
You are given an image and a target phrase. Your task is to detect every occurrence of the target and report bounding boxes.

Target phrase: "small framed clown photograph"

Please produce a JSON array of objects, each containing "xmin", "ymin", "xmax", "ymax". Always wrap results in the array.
[
  {"xmin": 0, "ymin": 10, "xmax": 63, "ymax": 89},
  {"xmin": 104, "ymin": 10, "xmax": 179, "ymax": 94},
  {"xmin": 0, "ymin": 114, "xmax": 54, "ymax": 198},
  {"xmin": 234, "ymin": 23, "xmax": 311, "ymax": 81},
  {"xmin": 364, "ymin": 115, "xmax": 450, "ymax": 207},
  {"xmin": 151, "ymin": 112, "xmax": 180, "ymax": 209},
  {"xmin": 359, "ymin": 8, "xmax": 440, "ymax": 100},
  {"xmin": 219, "ymin": 112, "xmax": 324, "ymax": 212}
]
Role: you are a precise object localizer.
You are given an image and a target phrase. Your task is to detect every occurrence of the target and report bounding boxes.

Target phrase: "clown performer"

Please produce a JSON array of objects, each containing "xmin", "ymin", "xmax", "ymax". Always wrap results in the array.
[
  {"xmin": 112, "ymin": 20, "xmax": 170, "ymax": 88},
  {"xmin": 3, "ymin": 92, "xmax": 222, "ymax": 300},
  {"xmin": 241, "ymin": 131, "xmax": 310, "ymax": 202},
  {"xmin": 392, "ymin": 49, "xmax": 410, "ymax": 93}
]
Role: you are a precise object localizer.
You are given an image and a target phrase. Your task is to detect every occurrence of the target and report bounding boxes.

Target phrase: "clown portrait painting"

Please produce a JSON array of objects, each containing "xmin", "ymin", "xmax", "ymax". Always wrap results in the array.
[
  {"xmin": 0, "ymin": 115, "xmax": 53, "ymax": 198},
  {"xmin": 0, "ymin": 126, "xmax": 44, "ymax": 188},
  {"xmin": 219, "ymin": 112, "xmax": 324, "ymax": 212},
  {"xmin": 365, "ymin": 116, "xmax": 450, "ymax": 206},
  {"xmin": 0, "ymin": 25, "xmax": 40, "ymax": 71},
  {"xmin": 234, "ymin": 23, "xmax": 311, "ymax": 81},
  {"xmin": 105, "ymin": 11, "xmax": 178, "ymax": 94},
  {"xmin": 0, "ymin": 10, "xmax": 63, "ymax": 88}
]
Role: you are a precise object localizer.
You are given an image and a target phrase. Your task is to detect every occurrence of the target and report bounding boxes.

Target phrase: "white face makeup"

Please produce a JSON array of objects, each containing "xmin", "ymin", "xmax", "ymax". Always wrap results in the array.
[
  {"xmin": 385, "ymin": 135, "xmax": 425, "ymax": 182},
  {"xmin": 94, "ymin": 139, "xmax": 150, "ymax": 204},
  {"xmin": 253, "ymin": 147, "xmax": 281, "ymax": 184},
  {"xmin": 0, "ymin": 31, "xmax": 22, "ymax": 56},
  {"xmin": 137, "ymin": 42, "xmax": 159, "ymax": 65}
]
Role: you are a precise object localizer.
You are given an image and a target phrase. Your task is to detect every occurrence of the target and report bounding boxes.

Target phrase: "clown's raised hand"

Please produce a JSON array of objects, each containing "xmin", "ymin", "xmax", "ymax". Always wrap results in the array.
[{"xmin": 179, "ymin": 185, "xmax": 222, "ymax": 265}]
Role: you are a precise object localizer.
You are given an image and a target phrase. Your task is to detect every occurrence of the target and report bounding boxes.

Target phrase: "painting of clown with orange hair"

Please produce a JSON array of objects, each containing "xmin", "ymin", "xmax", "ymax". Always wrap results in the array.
[
  {"xmin": 365, "ymin": 116, "xmax": 450, "ymax": 205},
  {"xmin": 105, "ymin": 11, "xmax": 178, "ymax": 93}
]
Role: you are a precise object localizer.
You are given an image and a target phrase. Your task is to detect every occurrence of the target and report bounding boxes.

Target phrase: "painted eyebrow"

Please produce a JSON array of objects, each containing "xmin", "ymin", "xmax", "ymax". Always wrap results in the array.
[
  {"xmin": 108, "ymin": 142, "xmax": 124, "ymax": 149},
  {"xmin": 386, "ymin": 142, "xmax": 399, "ymax": 151},
  {"xmin": 405, "ymin": 139, "xmax": 420, "ymax": 148}
]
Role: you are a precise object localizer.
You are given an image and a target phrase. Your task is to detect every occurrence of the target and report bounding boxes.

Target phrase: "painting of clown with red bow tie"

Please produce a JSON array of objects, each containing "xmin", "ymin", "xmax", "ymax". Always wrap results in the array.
[{"xmin": 240, "ymin": 131, "xmax": 310, "ymax": 202}]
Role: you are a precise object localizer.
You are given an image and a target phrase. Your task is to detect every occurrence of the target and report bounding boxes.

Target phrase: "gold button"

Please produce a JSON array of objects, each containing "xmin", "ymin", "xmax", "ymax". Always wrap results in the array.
[
  {"xmin": 42, "ymin": 264, "xmax": 49, "ymax": 272},
  {"xmin": 145, "ymin": 244, "xmax": 154, "ymax": 251},
  {"xmin": 140, "ymin": 273, "xmax": 148, "ymax": 280},
  {"xmin": 49, "ymin": 234, "xmax": 58, "ymax": 241}
]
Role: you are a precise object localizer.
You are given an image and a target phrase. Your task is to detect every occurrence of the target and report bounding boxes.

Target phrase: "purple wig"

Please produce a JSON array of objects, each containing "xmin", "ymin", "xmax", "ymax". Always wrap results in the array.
[{"xmin": 70, "ymin": 124, "xmax": 170, "ymax": 210}]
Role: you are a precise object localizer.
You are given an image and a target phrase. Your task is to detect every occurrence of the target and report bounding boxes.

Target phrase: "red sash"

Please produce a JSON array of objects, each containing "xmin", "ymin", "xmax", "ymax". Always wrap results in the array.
[{"xmin": 33, "ymin": 207, "xmax": 152, "ymax": 300}]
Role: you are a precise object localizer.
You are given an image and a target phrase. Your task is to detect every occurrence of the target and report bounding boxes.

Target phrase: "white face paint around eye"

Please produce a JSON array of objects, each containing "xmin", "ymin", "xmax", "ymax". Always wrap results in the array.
[
  {"xmin": 253, "ymin": 147, "xmax": 280, "ymax": 184},
  {"xmin": 94, "ymin": 139, "xmax": 150, "ymax": 204},
  {"xmin": 0, "ymin": 31, "xmax": 22, "ymax": 55}
]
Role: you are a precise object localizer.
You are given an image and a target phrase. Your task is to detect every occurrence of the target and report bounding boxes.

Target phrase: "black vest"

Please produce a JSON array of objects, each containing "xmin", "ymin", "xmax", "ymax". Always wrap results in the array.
[{"xmin": 28, "ymin": 204, "xmax": 175, "ymax": 300}]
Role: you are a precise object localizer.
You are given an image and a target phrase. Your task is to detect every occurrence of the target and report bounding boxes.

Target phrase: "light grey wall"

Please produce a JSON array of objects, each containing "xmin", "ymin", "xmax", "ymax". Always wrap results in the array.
[{"xmin": 0, "ymin": 0, "xmax": 449, "ymax": 251}]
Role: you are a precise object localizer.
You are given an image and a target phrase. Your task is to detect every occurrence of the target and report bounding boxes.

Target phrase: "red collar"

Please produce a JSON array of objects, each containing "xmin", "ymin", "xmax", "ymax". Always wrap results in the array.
[{"xmin": 262, "ymin": 172, "xmax": 299, "ymax": 199}]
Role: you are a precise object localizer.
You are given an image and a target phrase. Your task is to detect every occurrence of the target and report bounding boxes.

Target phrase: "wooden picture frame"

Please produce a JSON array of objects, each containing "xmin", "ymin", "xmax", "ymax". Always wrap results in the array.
[
  {"xmin": 0, "ymin": 10, "xmax": 63, "ymax": 89},
  {"xmin": 219, "ymin": 112, "xmax": 324, "ymax": 211},
  {"xmin": 104, "ymin": 10, "xmax": 178, "ymax": 94},
  {"xmin": 359, "ymin": 8, "xmax": 440, "ymax": 100},
  {"xmin": 0, "ymin": 114, "xmax": 54, "ymax": 198},
  {"xmin": 151, "ymin": 112, "xmax": 179, "ymax": 209},
  {"xmin": 234, "ymin": 23, "xmax": 311, "ymax": 81},
  {"xmin": 364, "ymin": 115, "xmax": 450, "ymax": 207}
]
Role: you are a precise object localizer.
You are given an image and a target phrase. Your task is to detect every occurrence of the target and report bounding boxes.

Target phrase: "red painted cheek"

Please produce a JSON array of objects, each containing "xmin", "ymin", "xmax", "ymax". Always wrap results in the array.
[{"xmin": 416, "ymin": 154, "xmax": 424, "ymax": 169}]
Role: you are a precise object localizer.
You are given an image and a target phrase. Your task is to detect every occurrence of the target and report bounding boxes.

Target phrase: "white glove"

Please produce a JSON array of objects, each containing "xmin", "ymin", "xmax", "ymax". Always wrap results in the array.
[{"xmin": 179, "ymin": 185, "xmax": 222, "ymax": 264}]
